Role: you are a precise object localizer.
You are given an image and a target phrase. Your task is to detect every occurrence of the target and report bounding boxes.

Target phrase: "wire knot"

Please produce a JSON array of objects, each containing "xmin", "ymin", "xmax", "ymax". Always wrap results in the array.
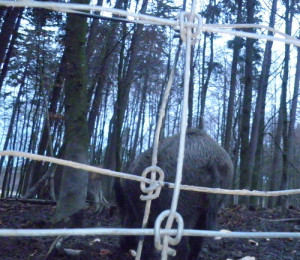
[
  {"xmin": 140, "ymin": 166, "xmax": 164, "ymax": 201},
  {"xmin": 178, "ymin": 10, "xmax": 202, "ymax": 44},
  {"xmin": 154, "ymin": 210, "xmax": 184, "ymax": 257}
]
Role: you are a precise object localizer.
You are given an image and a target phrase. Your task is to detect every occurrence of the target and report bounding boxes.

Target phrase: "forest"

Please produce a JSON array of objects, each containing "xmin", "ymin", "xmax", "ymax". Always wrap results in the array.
[
  {"xmin": 1, "ymin": 0, "xmax": 300, "ymax": 212},
  {"xmin": 0, "ymin": 0, "xmax": 300, "ymax": 258},
  {"xmin": 0, "ymin": 0, "xmax": 300, "ymax": 259}
]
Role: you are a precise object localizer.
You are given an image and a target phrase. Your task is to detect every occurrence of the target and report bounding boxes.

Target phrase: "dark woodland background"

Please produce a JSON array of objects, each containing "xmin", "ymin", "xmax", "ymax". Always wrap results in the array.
[{"xmin": 0, "ymin": 0, "xmax": 300, "ymax": 224}]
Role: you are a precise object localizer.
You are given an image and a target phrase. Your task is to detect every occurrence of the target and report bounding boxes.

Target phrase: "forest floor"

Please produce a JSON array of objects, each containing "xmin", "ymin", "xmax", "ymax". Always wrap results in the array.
[{"xmin": 0, "ymin": 200, "xmax": 299, "ymax": 260}]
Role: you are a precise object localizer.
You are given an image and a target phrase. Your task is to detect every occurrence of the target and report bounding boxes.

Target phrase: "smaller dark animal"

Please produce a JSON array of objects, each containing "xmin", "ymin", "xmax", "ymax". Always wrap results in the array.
[{"xmin": 118, "ymin": 128, "xmax": 233, "ymax": 259}]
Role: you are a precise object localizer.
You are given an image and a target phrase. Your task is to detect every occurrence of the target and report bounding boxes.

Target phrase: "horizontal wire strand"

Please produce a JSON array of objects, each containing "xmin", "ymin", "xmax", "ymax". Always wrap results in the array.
[
  {"xmin": 0, "ymin": 1, "xmax": 299, "ymax": 46},
  {"xmin": 0, "ymin": 227, "xmax": 299, "ymax": 239},
  {"xmin": 1, "ymin": 150, "xmax": 300, "ymax": 197}
]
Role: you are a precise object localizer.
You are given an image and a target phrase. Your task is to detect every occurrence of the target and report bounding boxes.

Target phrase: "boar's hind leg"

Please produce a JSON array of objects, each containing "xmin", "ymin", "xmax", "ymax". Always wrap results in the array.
[
  {"xmin": 206, "ymin": 164, "xmax": 223, "ymax": 230},
  {"xmin": 188, "ymin": 211, "xmax": 206, "ymax": 260},
  {"xmin": 188, "ymin": 164, "xmax": 223, "ymax": 259}
]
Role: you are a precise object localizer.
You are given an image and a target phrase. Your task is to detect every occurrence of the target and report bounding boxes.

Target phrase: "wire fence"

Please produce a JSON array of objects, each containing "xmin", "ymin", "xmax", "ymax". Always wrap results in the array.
[
  {"xmin": 0, "ymin": 0, "xmax": 300, "ymax": 259},
  {"xmin": 2, "ymin": 150, "xmax": 300, "ymax": 197}
]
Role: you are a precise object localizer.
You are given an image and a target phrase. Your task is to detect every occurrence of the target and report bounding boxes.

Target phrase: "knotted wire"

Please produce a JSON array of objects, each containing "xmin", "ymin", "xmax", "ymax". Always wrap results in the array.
[
  {"xmin": 1, "ymin": 1, "xmax": 300, "ymax": 46},
  {"xmin": 0, "ymin": 0, "xmax": 300, "ymax": 259},
  {"xmin": 135, "ymin": 35, "xmax": 183, "ymax": 260},
  {"xmin": 155, "ymin": 1, "xmax": 202, "ymax": 258}
]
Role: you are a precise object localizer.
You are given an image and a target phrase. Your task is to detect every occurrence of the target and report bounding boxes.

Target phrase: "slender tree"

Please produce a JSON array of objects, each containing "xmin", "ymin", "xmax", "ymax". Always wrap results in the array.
[
  {"xmin": 282, "ymin": 39, "xmax": 300, "ymax": 209},
  {"xmin": 0, "ymin": 9, "xmax": 22, "ymax": 90},
  {"xmin": 248, "ymin": 0, "xmax": 277, "ymax": 205},
  {"xmin": 101, "ymin": 0, "xmax": 149, "ymax": 203},
  {"xmin": 0, "ymin": 8, "xmax": 22, "ymax": 67},
  {"xmin": 27, "ymin": 53, "xmax": 65, "ymax": 195},
  {"xmin": 223, "ymin": 0, "xmax": 243, "ymax": 153},
  {"xmin": 268, "ymin": 0, "xmax": 294, "ymax": 208},
  {"xmin": 0, "ymin": 68, "xmax": 27, "ymax": 197},
  {"xmin": 87, "ymin": 0, "xmax": 124, "ymax": 137},
  {"xmin": 198, "ymin": 0, "xmax": 221, "ymax": 129},
  {"xmin": 239, "ymin": 0, "xmax": 256, "ymax": 201}
]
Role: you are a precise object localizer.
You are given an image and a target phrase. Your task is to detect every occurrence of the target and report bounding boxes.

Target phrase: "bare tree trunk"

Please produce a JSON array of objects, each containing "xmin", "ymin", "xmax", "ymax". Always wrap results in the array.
[
  {"xmin": 188, "ymin": 46, "xmax": 195, "ymax": 128},
  {"xmin": 268, "ymin": 0, "xmax": 294, "ymax": 208},
  {"xmin": 0, "ymin": 7, "xmax": 22, "ymax": 73},
  {"xmin": 239, "ymin": 0, "xmax": 255, "ymax": 203},
  {"xmin": 52, "ymin": 0, "xmax": 89, "ymax": 226},
  {"xmin": 220, "ymin": 64, "xmax": 228, "ymax": 144},
  {"xmin": 281, "ymin": 32, "xmax": 299, "ymax": 210},
  {"xmin": 224, "ymin": 0, "xmax": 242, "ymax": 153},
  {"xmin": 128, "ymin": 73, "xmax": 148, "ymax": 166},
  {"xmin": 229, "ymin": 89, "xmax": 243, "ymax": 205},
  {"xmin": 87, "ymin": 0, "xmax": 124, "ymax": 137},
  {"xmin": 0, "ymin": 9, "xmax": 22, "ymax": 90},
  {"xmin": 0, "ymin": 65, "xmax": 28, "ymax": 197},
  {"xmin": 28, "ymin": 53, "xmax": 65, "ymax": 194},
  {"xmin": 1, "ymin": 94, "xmax": 23, "ymax": 198},
  {"xmin": 198, "ymin": 0, "xmax": 218, "ymax": 130},
  {"xmin": 102, "ymin": 0, "xmax": 148, "ymax": 203},
  {"xmin": 86, "ymin": 0, "xmax": 104, "ymax": 62},
  {"xmin": 199, "ymin": 32, "xmax": 214, "ymax": 129},
  {"xmin": 248, "ymin": 0, "xmax": 278, "ymax": 206}
]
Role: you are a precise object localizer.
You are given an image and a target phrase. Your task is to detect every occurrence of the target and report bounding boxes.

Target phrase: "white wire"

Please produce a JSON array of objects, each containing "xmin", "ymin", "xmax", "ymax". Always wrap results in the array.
[
  {"xmin": 160, "ymin": 2, "xmax": 198, "ymax": 257},
  {"xmin": 0, "ymin": 227, "xmax": 299, "ymax": 239},
  {"xmin": 0, "ymin": 1, "xmax": 299, "ymax": 46},
  {"xmin": 0, "ymin": 0, "xmax": 300, "ymax": 250},
  {"xmin": 1, "ymin": 150, "xmax": 300, "ymax": 197},
  {"xmin": 135, "ymin": 43, "xmax": 182, "ymax": 260}
]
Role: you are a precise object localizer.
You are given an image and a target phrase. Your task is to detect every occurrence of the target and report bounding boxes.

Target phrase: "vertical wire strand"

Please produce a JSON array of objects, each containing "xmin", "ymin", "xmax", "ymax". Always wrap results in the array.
[
  {"xmin": 135, "ymin": 42, "xmax": 183, "ymax": 260},
  {"xmin": 160, "ymin": 1, "xmax": 197, "ymax": 258}
]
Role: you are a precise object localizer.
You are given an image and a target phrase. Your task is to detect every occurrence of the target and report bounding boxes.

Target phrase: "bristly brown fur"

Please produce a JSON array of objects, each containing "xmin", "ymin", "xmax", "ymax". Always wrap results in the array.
[{"xmin": 118, "ymin": 128, "xmax": 233, "ymax": 260}]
